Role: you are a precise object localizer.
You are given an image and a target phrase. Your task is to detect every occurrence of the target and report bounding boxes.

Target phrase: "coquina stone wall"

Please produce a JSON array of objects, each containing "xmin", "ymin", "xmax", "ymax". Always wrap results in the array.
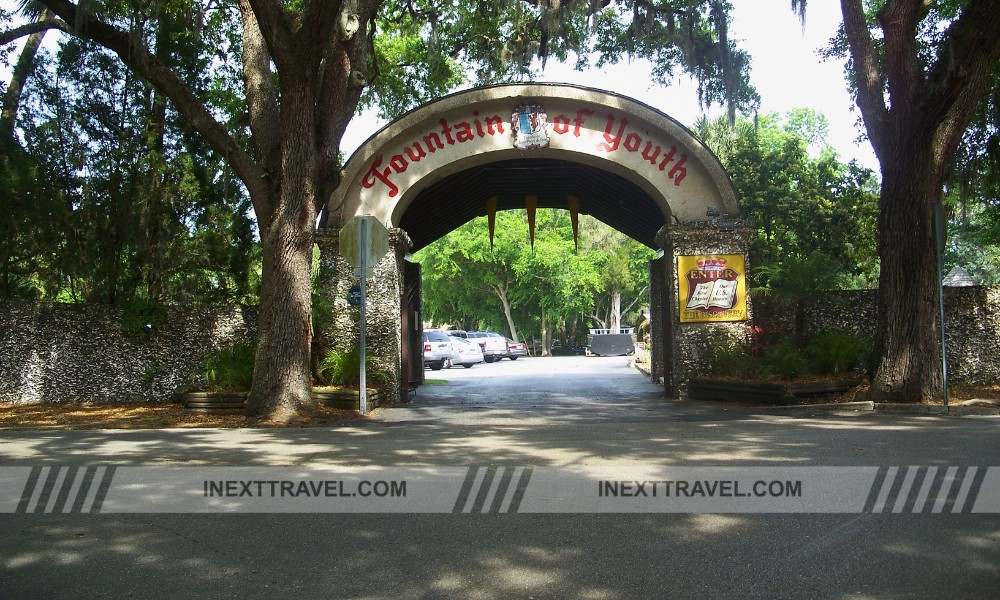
[
  {"xmin": 314, "ymin": 226, "xmax": 408, "ymax": 407},
  {"xmin": 753, "ymin": 286, "xmax": 1000, "ymax": 385},
  {"xmin": 0, "ymin": 301, "xmax": 256, "ymax": 404},
  {"xmin": 657, "ymin": 222, "xmax": 755, "ymax": 397},
  {"xmin": 3, "ymin": 286, "xmax": 996, "ymax": 405}
]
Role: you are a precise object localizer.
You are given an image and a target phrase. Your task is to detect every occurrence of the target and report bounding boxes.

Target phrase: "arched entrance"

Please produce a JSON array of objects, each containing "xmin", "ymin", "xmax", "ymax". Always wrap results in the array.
[{"xmin": 317, "ymin": 84, "xmax": 749, "ymax": 406}]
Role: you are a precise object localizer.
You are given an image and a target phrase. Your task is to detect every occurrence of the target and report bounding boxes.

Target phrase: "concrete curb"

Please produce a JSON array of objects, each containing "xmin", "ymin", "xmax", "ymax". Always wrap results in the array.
[
  {"xmin": 755, "ymin": 401, "xmax": 999, "ymax": 416},
  {"xmin": 876, "ymin": 403, "xmax": 1000, "ymax": 416},
  {"xmin": 754, "ymin": 401, "xmax": 873, "ymax": 413}
]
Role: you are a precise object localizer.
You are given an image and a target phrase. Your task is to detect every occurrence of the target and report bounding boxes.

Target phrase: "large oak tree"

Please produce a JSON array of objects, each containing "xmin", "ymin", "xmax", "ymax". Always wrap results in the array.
[
  {"xmin": 16, "ymin": 0, "xmax": 379, "ymax": 421},
  {"xmin": 806, "ymin": 0, "xmax": 1000, "ymax": 401}
]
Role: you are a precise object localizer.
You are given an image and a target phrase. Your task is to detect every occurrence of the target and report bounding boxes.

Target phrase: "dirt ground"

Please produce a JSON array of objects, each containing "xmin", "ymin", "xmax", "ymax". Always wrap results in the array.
[
  {"xmin": 1, "ymin": 383, "xmax": 997, "ymax": 431},
  {"xmin": 0, "ymin": 400, "xmax": 368, "ymax": 430},
  {"xmin": 832, "ymin": 381, "xmax": 1000, "ymax": 406}
]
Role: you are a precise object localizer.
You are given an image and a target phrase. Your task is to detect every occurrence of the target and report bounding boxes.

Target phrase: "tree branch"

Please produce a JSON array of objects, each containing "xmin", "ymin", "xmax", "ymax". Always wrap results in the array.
[
  {"xmin": 0, "ymin": 18, "xmax": 71, "ymax": 46},
  {"xmin": 238, "ymin": 0, "xmax": 281, "ymax": 179},
  {"xmin": 924, "ymin": 0, "xmax": 1000, "ymax": 154},
  {"xmin": 317, "ymin": 1, "xmax": 380, "ymax": 215},
  {"xmin": 34, "ymin": 0, "xmax": 269, "ymax": 221},
  {"xmin": 877, "ymin": 0, "xmax": 924, "ymax": 123},
  {"xmin": 245, "ymin": 0, "xmax": 294, "ymax": 67},
  {"xmin": 840, "ymin": 0, "xmax": 890, "ymax": 157},
  {"xmin": 298, "ymin": 0, "xmax": 344, "ymax": 57}
]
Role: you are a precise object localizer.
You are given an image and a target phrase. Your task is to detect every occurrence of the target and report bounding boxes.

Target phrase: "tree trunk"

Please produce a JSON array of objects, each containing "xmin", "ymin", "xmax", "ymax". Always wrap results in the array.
[
  {"xmin": 540, "ymin": 308, "xmax": 549, "ymax": 357},
  {"xmin": 495, "ymin": 284, "xmax": 519, "ymax": 341},
  {"xmin": 141, "ymin": 88, "xmax": 168, "ymax": 301},
  {"xmin": 246, "ymin": 78, "xmax": 318, "ymax": 421},
  {"xmin": 611, "ymin": 289, "xmax": 621, "ymax": 331},
  {"xmin": 837, "ymin": 0, "xmax": 1000, "ymax": 403},
  {"xmin": 869, "ymin": 144, "xmax": 943, "ymax": 403},
  {"xmin": 0, "ymin": 10, "xmax": 50, "ymax": 138}
]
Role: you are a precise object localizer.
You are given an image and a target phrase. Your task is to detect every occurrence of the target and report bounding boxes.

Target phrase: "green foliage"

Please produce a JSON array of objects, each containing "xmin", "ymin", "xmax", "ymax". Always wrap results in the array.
[
  {"xmin": 700, "ymin": 330, "xmax": 869, "ymax": 381},
  {"xmin": 0, "ymin": 133, "xmax": 63, "ymax": 299},
  {"xmin": 699, "ymin": 111, "xmax": 880, "ymax": 288},
  {"xmin": 201, "ymin": 341, "xmax": 256, "ymax": 392},
  {"xmin": 805, "ymin": 331, "xmax": 870, "ymax": 376},
  {"xmin": 944, "ymin": 203, "xmax": 1000, "ymax": 286},
  {"xmin": 365, "ymin": 1, "xmax": 758, "ymax": 119},
  {"xmin": 7, "ymin": 20, "xmax": 259, "ymax": 306},
  {"xmin": 702, "ymin": 334, "xmax": 759, "ymax": 379},
  {"xmin": 121, "ymin": 298, "xmax": 168, "ymax": 338},
  {"xmin": 752, "ymin": 253, "xmax": 850, "ymax": 304},
  {"xmin": 415, "ymin": 209, "xmax": 654, "ymax": 346},
  {"xmin": 319, "ymin": 348, "xmax": 391, "ymax": 388},
  {"xmin": 361, "ymin": 15, "xmax": 467, "ymax": 120},
  {"xmin": 758, "ymin": 338, "xmax": 809, "ymax": 380},
  {"xmin": 311, "ymin": 245, "xmax": 335, "ymax": 337}
]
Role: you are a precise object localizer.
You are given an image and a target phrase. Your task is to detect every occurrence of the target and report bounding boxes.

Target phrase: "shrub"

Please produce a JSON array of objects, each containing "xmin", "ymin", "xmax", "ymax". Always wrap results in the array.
[
  {"xmin": 702, "ymin": 335, "xmax": 759, "ymax": 379},
  {"xmin": 201, "ymin": 341, "xmax": 256, "ymax": 391},
  {"xmin": 319, "ymin": 347, "xmax": 390, "ymax": 387},
  {"xmin": 806, "ymin": 331, "xmax": 870, "ymax": 376},
  {"xmin": 700, "ymin": 330, "xmax": 870, "ymax": 382},
  {"xmin": 759, "ymin": 338, "xmax": 809, "ymax": 380}
]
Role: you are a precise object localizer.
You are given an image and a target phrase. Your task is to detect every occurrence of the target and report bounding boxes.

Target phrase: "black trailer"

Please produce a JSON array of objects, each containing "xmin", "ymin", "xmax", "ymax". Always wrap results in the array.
[{"xmin": 586, "ymin": 328, "xmax": 636, "ymax": 356}]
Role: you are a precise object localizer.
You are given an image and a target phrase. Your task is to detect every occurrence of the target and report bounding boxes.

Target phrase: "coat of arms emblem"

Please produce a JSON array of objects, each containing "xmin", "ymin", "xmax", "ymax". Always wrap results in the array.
[{"xmin": 512, "ymin": 102, "xmax": 549, "ymax": 149}]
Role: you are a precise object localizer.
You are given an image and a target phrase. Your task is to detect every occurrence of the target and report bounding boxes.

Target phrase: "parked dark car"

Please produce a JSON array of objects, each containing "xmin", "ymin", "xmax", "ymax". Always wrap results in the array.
[{"xmin": 550, "ymin": 340, "xmax": 588, "ymax": 356}]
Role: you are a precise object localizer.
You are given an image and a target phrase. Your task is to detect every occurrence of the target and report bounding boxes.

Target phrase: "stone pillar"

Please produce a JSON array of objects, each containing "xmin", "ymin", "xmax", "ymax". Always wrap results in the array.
[
  {"xmin": 314, "ymin": 226, "xmax": 410, "ymax": 407},
  {"xmin": 655, "ymin": 222, "xmax": 754, "ymax": 398}
]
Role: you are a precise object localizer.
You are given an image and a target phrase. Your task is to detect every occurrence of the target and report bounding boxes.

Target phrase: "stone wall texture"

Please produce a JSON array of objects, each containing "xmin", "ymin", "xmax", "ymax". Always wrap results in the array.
[
  {"xmin": 2, "ymin": 285, "xmax": 996, "ymax": 405},
  {"xmin": 315, "ymin": 227, "xmax": 408, "ymax": 407},
  {"xmin": 658, "ymin": 223, "xmax": 755, "ymax": 397},
  {"xmin": 753, "ymin": 286, "xmax": 1000, "ymax": 385},
  {"xmin": 0, "ymin": 301, "xmax": 256, "ymax": 404}
]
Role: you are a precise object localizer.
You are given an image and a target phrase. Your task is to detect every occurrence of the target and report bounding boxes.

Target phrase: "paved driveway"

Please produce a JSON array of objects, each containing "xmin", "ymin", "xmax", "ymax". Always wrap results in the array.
[
  {"xmin": 1, "ymin": 356, "xmax": 999, "ymax": 599},
  {"xmin": 399, "ymin": 355, "xmax": 672, "ymax": 422}
]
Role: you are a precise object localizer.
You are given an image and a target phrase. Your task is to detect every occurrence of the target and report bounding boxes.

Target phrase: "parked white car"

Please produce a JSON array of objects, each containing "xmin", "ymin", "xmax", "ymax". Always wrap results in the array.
[
  {"xmin": 467, "ymin": 331, "xmax": 508, "ymax": 362},
  {"xmin": 423, "ymin": 329, "xmax": 455, "ymax": 370},
  {"xmin": 449, "ymin": 337, "xmax": 484, "ymax": 368}
]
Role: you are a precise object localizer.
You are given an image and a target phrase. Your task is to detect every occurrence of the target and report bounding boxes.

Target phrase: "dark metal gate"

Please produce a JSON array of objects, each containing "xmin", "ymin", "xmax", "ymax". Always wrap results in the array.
[
  {"xmin": 400, "ymin": 261, "xmax": 423, "ymax": 401},
  {"xmin": 650, "ymin": 255, "xmax": 674, "ymax": 396}
]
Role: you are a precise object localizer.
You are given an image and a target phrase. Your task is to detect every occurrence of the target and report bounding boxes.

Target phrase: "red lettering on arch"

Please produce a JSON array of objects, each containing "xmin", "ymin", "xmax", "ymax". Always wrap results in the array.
[
  {"xmin": 668, "ymin": 155, "xmax": 688, "ymax": 185},
  {"xmin": 454, "ymin": 121, "xmax": 474, "ymax": 142},
  {"xmin": 553, "ymin": 115, "xmax": 570, "ymax": 134},
  {"xmin": 598, "ymin": 114, "xmax": 627, "ymax": 152},
  {"xmin": 405, "ymin": 142, "xmax": 427, "ymax": 161},
  {"xmin": 362, "ymin": 155, "xmax": 399, "ymax": 197},
  {"xmin": 390, "ymin": 154, "xmax": 408, "ymax": 173},
  {"xmin": 624, "ymin": 132, "xmax": 641, "ymax": 152}
]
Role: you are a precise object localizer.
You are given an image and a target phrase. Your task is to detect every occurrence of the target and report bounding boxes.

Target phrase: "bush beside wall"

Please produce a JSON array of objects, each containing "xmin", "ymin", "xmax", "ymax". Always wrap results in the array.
[{"xmin": 753, "ymin": 286, "xmax": 1000, "ymax": 386}]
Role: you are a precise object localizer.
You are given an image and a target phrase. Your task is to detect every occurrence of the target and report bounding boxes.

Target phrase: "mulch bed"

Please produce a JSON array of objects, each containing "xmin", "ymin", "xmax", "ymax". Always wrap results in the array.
[{"xmin": 0, "ymin": 401, "xmax": 366, "ymax": 430}]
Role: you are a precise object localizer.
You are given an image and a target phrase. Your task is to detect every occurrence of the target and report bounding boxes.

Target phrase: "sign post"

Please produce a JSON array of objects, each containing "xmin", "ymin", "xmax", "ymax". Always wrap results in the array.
[
  {"xmin": 339, "ymin": 216, "xmax": 390, "ymax": 414},
  {"xmin": 934, "ymin": 203, "xmax": 949, "ymax": 408}
]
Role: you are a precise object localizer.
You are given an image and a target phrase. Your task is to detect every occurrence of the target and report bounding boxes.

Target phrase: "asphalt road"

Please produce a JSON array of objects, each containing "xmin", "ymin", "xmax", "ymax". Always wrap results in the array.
[{"xmin": 1, "ymin": 356, "xmax": 998, "ymax": 599}]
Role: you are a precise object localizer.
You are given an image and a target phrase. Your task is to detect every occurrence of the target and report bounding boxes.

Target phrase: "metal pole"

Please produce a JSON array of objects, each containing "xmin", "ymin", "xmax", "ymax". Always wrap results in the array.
[
  {"xmin": 935, "ymin": 203, "xmax": 949, "ymax": 408},
  {"xmin": 359, "ymin": 218, "xmax": 368, "ymax": 415}
]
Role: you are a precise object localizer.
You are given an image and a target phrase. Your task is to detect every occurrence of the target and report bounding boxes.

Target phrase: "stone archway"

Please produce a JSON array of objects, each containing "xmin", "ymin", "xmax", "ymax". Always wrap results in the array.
[{"xmin": 317, "ymin": 83, "xmax": 750, "ymax": 405}]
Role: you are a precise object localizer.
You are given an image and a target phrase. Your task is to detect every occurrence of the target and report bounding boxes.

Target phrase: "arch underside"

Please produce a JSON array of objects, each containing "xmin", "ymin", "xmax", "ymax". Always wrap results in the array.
[{"xmin": 399, "ymin": 158, "xmax": 665, "ymax": 251}]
